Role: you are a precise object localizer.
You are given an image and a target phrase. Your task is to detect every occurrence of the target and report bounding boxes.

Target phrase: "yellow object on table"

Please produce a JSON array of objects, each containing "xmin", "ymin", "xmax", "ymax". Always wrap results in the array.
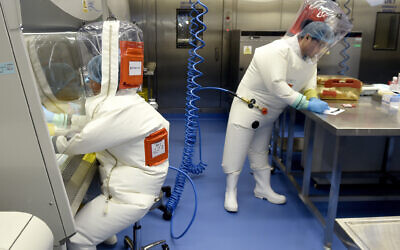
[
  {"xmin": 82, "ymin": 153, "xmax": 97, "ymax": 164},
  {"xmin": 317, "ymin": 75, "xmax": 363, "ymax": 101},
  {"xmin": 47, "ymin": 123, "xmax": 55, "ymax": 136},
  {"xmin": 137, "ymin": 87, "xmax": 149, "ymax": 101}
]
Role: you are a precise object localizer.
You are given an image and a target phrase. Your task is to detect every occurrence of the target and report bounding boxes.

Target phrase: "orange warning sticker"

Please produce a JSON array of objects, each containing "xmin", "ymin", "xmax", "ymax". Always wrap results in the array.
[
  {"xmin": 144, "ymin": 128, "xmax": 168, "ymax": 166},
  {"xmin": 119, "ymin": 41, "xmax": 144, "ymax": 89}
]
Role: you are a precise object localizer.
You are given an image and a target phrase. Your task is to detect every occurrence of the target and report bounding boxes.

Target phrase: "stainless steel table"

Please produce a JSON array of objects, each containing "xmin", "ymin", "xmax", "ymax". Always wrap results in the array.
[
  {"xmin": 272, "ymin": 97, "xmax": 400, "ymax": 248},
  {"xmin": 335, "ymin": 216, "xmax": 400, "ymax": 249}
]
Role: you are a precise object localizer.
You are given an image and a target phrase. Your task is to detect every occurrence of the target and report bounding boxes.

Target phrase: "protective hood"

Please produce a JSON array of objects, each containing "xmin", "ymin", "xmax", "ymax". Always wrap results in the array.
[
  {"xmin": 77, "ymin": 20, "xmax": 144, "ymax": 118},
  {"xmin": 285, "ymin": 0, "xmax": 353, "ymax": 63}
]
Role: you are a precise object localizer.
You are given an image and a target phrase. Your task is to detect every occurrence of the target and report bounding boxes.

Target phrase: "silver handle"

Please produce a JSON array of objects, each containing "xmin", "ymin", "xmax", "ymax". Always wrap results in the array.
[{"xmin": 215, "ymin": 47, "xmax": 220, "ymax": 61}]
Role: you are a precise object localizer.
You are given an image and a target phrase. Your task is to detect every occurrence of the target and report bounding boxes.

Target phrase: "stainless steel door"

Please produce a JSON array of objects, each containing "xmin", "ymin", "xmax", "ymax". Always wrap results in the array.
[
  {"xmin": 156, "ymin": 0, "xmax": 223, "ymax": 112},
  {"xmin": 236, "ymin": 0, "xmax": 281, "ymax": 31}
]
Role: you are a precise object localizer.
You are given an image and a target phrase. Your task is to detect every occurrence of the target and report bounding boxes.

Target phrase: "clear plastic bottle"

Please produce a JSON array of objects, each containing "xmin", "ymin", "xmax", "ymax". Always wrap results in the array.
[{"xmin": 390, "ymin": 76, "xmax": 399, "ymax": 92}]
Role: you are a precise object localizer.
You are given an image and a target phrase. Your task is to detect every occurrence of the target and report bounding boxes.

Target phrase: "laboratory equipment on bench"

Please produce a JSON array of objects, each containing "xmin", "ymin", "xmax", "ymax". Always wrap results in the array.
[{"xmin": 317, "ymin": 75, "xmax": 363, "ymax": 100}]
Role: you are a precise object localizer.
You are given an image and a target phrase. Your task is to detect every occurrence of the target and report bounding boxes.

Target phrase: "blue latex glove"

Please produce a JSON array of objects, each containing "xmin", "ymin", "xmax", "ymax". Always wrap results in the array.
[{"xmin": 307, "ymin": 98, "xmax": 329, "ymax": 113}]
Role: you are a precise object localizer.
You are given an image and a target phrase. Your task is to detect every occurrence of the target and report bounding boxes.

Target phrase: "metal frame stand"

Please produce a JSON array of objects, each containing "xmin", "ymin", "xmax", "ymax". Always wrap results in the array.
[{"xmin": 271, "ymin": 109, "xmax": 399, "ymax": 249}]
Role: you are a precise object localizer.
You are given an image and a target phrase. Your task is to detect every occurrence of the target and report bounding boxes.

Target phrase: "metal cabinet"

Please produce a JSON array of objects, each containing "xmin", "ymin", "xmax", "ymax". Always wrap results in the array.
[{"xmin": 156, "ymin": 0, "xmax": 224, "ymax": 112}]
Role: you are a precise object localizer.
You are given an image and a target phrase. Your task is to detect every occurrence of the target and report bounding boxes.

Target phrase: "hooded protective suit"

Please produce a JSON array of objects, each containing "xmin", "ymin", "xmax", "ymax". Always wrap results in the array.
[
  {"xmin": 222, "ymin": 2, "xmax": 352, "ymax": 211},
  {"xmin": 53, "ymin": 21, "xmax": 169, "ymax": 249},
  {"xmin": 55, "ymin": 91, "xmax": 169, "ymax": 249},
  {"xmin": 222, "ymin": 35, "xmax": 318, "ymax": 212},
  {"xmin": 221, "ymin": 5, "xmax": 353, "ymax": 211}
]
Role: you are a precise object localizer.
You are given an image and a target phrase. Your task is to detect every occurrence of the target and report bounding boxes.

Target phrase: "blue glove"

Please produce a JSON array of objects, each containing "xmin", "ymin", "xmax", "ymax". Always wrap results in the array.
[{"xmin": 307, "ymin": 98, "xmax": 329, "ymax": 113}]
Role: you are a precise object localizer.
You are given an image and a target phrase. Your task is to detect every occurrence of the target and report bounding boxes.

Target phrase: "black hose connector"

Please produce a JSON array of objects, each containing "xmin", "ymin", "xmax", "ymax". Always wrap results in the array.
[
  {"xmin": 163, "ymin": 210, "xmax": 172, "ymax": 221},
  {"xmin": 248, "ymin": 98, "xmax": 256, "ymax": 109}
]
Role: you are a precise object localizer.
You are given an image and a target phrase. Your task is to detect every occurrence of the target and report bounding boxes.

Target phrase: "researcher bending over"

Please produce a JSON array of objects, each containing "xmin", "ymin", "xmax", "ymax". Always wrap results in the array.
[{"xmin": 222, "ymin": 21, "xmax": 335, "ymax": 212}]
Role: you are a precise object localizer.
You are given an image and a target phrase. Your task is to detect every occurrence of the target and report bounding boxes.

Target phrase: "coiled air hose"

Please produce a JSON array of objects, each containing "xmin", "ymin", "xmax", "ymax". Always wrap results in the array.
[
  {"xmin": 165, "ymin": 1, "xmax": 267, "ymax": 238},
  {"xmin": 165, "ymin": 0, "xmax": 208, "ymax": 219},
  {"xmin": 168, "ymin": 166, "xmax": 198, "ymax": 239}
]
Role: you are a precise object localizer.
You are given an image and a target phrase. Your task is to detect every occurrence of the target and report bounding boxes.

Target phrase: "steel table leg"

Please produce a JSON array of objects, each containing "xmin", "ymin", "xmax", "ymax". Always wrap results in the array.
[
  {"xmin": 324, "ymin": 136, "xmax": 342, "ymax": 248},
  {"xmin": 285, "ymin": 108, "xmax": 296, "ymax": 174},
  {"xmin": 302, "ymin": 117, "xmax": 315, "ymax": 196},
  {"xmin": 279, "ymin": 112, "xmax": 285, "ymax": 159}
]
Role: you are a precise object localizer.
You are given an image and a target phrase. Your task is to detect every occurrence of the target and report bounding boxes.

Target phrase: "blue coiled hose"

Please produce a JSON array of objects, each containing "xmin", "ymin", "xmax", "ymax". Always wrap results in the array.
[
  {"xmin": 165, "ymin": 1, "xmax": 247, "ymax": 239},
  {"xmin": 168, "ymin": 166, "xmax": 198, "ymax": 239},
  {"xmin": 166, "ymin": 0, "xmax": 209, "ymax": 217},
  {"xmin": 339, "ymin": 0, "xmax": 351, "ymax": 75}
]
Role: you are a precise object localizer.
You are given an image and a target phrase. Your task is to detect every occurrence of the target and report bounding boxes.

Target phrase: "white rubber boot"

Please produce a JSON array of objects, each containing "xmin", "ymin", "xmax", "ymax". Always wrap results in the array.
[
  {"xmin": 224, "ymin": 172, "xmax": 240, "ymax": 212},
  {"xmin": 103, "ymin": 235, "xmax": 118, "ymax": 245},
  {"xmin": 253, "ymin": 168, "xmax": 286, "ymax": 204}
]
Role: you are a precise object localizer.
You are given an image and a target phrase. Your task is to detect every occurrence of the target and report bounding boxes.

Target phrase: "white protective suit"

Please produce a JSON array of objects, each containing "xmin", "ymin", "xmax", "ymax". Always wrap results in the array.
[
  {"xmin": 222, "ymin": 35, "xmax": 316, "ymax": 211},
  {"xmin": 53, "ymin": 21, "xmax": 170, "ymax": 249}
]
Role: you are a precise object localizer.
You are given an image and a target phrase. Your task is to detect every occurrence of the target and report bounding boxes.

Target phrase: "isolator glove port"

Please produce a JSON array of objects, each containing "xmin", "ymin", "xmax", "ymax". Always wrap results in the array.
[{"xmin": 307, "ymin": 97, "xmax": 329, "ymax": 113}]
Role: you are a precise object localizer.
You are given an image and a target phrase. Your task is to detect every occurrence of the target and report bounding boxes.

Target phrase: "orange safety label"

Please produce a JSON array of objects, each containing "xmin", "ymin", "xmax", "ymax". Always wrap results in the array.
[
  {"xmin": 144, "ymin": 128, "xmax": 168, "ymax": 166},
  {"xmin": 119, "ymin": 41, "xmax": 144, "ymax": 89}
]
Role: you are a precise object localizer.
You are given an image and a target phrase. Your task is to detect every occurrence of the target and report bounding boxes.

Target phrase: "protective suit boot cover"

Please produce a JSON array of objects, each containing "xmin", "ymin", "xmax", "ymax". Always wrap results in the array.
[
  {"xmin": 224, "ymin": 172, "xmax": 240, "ymax": 212},
  {"xmin": 253, "ymin": 168, "xmax": 286, "ymax": 204}
]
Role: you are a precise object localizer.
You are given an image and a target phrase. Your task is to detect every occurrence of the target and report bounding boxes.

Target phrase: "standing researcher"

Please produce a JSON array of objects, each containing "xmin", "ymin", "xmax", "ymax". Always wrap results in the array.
[{"xmin": 222, "ymin": 19, "xmax": 348, "ymax": 212}]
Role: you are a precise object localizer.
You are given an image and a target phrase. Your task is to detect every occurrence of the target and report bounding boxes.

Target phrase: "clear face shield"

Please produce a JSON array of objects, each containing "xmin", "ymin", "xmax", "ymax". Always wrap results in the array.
[
  {"xmin": 24, "ymin": 33, "xmax": 86, "ymax": 135},
  {"xmin": 77, "ymin": 21, "xmax": 144, "ymax": 100},
  {"xmin": 285, "ymin": 0, "xmax": 353, "ymax": 63},
  {"xmin": 26, "ymin": 20, "xmax": 144, "ymax": 137}
]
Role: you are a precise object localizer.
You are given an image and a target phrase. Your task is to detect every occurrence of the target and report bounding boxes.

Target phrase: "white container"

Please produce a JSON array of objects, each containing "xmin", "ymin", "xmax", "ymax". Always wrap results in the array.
[{"xmin": 393, "ymin": 76, "xmax": 398, "ymax": 85}]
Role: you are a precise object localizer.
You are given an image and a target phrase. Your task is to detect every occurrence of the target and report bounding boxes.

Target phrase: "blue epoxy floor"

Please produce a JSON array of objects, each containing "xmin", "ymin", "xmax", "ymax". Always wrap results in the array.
[{"xmin": 96, "ymin": 114, "xmax": 398, "ymax": 250}]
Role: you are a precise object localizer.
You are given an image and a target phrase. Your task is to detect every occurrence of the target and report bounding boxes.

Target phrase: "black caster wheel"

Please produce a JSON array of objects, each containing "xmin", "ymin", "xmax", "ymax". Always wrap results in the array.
[
  {"xmin": 162, "ymin": 186, "xmax": 171, "ymax": 198},
  {"xmin": 163, "ymin": 210, "xmax": 172, "ymax": 221},
  {"xmin": 162, "ymin": 243, "xmax": 170, "ymax": 250},
  {"xmin": 124, "ymin": 236, "xmax": 133, "ymax": 249}
]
